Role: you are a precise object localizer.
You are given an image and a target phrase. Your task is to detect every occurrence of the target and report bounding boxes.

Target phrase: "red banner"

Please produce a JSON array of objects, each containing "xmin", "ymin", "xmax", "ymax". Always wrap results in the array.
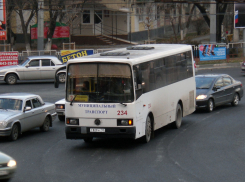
[
  {"xmin": 31, "ymin": 25, "xmax": 70, "ymax": 39},
  {"xmin": 0, "ymin": 0, "xmax": 7, "ymax": 40},
  {"xmin": 0, "ymin": 52, "xmax": 18, "ymax": 67}
]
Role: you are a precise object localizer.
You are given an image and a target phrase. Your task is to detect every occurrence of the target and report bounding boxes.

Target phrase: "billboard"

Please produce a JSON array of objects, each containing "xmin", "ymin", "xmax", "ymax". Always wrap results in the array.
[
  {"xmin": 0, "ymin": 0, "xmax": 6, "ymax": 40},
  {"xmin": 199, "ymin": 44, "xmax": 226, "ymax": 61},
  {"xmin": 234, "ymin": 3, "xmax": 245, "ymax": 28},
  {"xmin": 61, "ymin": 49, "xmax": 94, "ymax": 63},
  {"xmin": 0, "ymin": 52, "xmax": 18, "ymax": 67},
  {"xmin": 31, "ymin": 22, "xmax": 70, "ymax": 40}
]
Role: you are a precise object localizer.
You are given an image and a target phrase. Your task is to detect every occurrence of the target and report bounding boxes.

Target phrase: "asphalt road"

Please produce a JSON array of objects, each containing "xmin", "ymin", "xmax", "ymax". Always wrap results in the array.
[{"xmin": 0, "ymin": 67, "xmax": 245, "ymax": 182}]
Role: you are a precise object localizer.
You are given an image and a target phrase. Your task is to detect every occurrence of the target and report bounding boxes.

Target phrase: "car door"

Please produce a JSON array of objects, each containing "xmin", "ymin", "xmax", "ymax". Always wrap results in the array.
[
  {"xmin": 223, "ymin": 76, "xmax": 234, "ymax": 103},
  {"xmin": 40, "ymin": 59, "xmax": 56, "ymax": 79},
  {"xmin": 31, "ymin": 98, "xmax": 46, "ymax": 126},
  {"xmin": 212, "ymin": 77, "xmax": 226, "ymax": 105},
  {"xmin": 23, "ymin": 59, "xmax": 41, "ymax": 80},
  {"xmin": 20, "ymin": 100, "xmax": 37, "ymax": 132}
]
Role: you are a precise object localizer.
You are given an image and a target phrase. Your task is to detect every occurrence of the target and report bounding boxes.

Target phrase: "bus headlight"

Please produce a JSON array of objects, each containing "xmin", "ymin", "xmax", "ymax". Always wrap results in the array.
[
  {"xmin": 66, "ymin": 118, "xmax": 79, "ymax": 125},
  {"xmin": 117, "ymin": 119, "xmax": 133, "ymax": 126},
  {"xmin": 196, "ymin": 95, "xmax": 207, "ymax": 100}
]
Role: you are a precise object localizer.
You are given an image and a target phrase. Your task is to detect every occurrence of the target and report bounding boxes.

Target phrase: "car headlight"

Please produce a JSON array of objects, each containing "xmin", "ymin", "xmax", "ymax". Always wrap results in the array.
[
  {"xmin": 7, "ymin": 160, "xmax": 17, "ymax": 167},
  {"xmin": 56, "ymin": 104, "xmax": 65, "ymax": 109},
  {"xmin": 0, "ymin": 121, "xmax": 8, "ymax": 128},
  {"xmin": 196, "ymin": 95, "xmax": 207, "ymax": 100}
]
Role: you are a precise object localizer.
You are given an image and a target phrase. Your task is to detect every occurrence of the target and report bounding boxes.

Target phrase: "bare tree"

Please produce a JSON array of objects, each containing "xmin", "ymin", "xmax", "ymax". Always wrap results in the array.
[
  {"xmin": 44, "ymin": 0, "xmax": 88, "ymax": 50},
  {"xmin": 142, "ymin": 2, "xmax": 155, "ymax": 43},
  {"xmin": 194, "ymin": 1, "xmax": 228, "ymax": 42},
  {"xmin": 183, "ymin": 4, "xmax": 195, "ymax": 37},
  {"xmin": 12, "ymin": 0, "xmax": 38, "ymax": 51},
  {"xmin": 44, "ymin": 0, "xmax": 65, "ymax": 50},
  {"xmin": 6, "ymin": 0, "xmax": 15, "ymax": 45}
]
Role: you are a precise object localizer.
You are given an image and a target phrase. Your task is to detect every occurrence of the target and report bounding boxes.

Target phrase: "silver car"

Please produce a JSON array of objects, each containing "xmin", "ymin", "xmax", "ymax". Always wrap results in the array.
[
  {"xmin": 0, "ymin": 93, "xmax": 57, "ymax": 141},
  {"xmin": 0, "ymin": 151, "xmax": 17, "ymax": 181},
  {"xmin": 0, "ymin": 56, "xmax": 66, "ymax": 85},
  {"xmin": 55, "ymin": 98, "xmax": 65, "ymax": 121}
]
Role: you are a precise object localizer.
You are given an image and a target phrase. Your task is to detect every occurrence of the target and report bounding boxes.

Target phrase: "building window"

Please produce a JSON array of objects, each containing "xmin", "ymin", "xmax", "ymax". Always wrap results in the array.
[
  {"xmin": 83, "ymin": 10, "xmax": 90, "ymax": 23},
  {"xmin": 95, "ymin": 10, "xmax": 102, "ymax": 24},
  {"xmin": 137, "ymin": 7, "xmax": 144, "ymax": 22}
]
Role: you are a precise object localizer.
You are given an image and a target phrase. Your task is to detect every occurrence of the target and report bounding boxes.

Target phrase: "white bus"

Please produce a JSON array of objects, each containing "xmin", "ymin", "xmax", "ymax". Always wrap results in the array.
[{"xmin": 55, "ymin": 44, "xmax": 196, "ymax": 143}]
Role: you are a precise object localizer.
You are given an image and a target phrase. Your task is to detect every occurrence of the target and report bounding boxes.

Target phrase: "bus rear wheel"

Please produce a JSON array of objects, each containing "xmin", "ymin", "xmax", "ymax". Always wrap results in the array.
[{"xmin": 172, "ymin": 104, "xmax": 182, "ymax": 129}]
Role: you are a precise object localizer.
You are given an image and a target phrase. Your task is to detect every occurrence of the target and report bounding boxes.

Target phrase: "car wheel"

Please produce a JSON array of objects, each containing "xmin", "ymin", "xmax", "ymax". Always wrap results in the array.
[
  {"xmin": 172, "ymin": 104, "xmax": 182, "ymax": 129},
  {"xmin": 143, "ymin": 115, "xmax": 152, "ymax": 143},
  {"xmin": 231, "ymin": 93, "xmax": 239, "ymax": 106},
  {"xmin": 6, "ymin": 74, "xmax": 17, "ymax": 85},
  {"xmin": 58, "ymin": 115, "xmax": 65, "ymax": 121},
  {"xmin": 9, "ymin": 124, "xmax": 19, "ymax": 141},
  {"xmin": 84, "ymin": 137, "xmax": 93, "ymax": 143},
  {"xmin": 40, "ymin": 117, "xmax": 50, "ymax": 132},
  {"xmin": 58, "ymin": 73, "xmax": 66, "ymax": 83},
  {"xmin": 206, "ymin": 99, "xmax": 214, "ymax": 112}
]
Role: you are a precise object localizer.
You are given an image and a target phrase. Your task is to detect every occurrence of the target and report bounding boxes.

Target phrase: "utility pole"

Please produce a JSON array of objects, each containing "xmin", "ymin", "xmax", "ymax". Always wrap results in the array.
[
  {"xmin": 37, "ymin": 0, "xmax": 44, "ymax": 51},
  {"xmin": 210, "ymin": 0, "xmax": 216, "ymax": 43}
]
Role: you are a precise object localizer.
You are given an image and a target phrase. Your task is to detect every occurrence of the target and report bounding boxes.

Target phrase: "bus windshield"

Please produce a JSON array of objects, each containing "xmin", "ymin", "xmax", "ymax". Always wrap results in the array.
[{"xmin": 66, "ymin": 63, "xmax": 134, "ymax": 103}]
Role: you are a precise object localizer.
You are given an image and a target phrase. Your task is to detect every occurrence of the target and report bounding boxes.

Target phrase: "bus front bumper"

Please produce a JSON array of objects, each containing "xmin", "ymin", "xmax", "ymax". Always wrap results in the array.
[{"xmin": 65, "ymin": 126, "xmax": 136, "ymax": 139}]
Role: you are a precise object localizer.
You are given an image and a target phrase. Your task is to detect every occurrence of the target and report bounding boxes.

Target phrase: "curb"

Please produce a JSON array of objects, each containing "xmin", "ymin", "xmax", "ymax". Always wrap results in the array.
[{"xmin": 196, "ymin": 63, "xmax": 241, "ymax": 70}]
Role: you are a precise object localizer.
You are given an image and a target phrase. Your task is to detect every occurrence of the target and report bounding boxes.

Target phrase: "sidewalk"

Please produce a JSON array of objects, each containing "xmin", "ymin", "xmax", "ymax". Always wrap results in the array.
[{"xmin": 197, "ymin": 62, "xmax": 241, "ymax": 70}]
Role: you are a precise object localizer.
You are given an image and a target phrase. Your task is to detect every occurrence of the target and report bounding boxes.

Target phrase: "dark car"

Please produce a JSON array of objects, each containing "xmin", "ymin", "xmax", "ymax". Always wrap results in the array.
[{"xmin": 195, "ymin": 74, "xmax": 243, "ymax": 112}]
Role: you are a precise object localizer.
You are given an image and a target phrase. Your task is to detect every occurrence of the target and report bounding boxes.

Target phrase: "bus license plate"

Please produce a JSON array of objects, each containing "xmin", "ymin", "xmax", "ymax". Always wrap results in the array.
[{"xmin": 90, "ymin": 128, "xmax": 105, "ymax": 132}]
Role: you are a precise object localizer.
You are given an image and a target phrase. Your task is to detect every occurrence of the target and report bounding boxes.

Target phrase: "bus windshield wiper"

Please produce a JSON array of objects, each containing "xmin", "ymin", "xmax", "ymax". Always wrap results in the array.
[
  {"xmin": 0, "ymin": 107, "xmax": 8, "ymax": 111},
  {"xmin": 70, "ymin": 94, "xmax": 78, "ymax": 106},
  {"xmin": 120, "ymin": 103, "xmax": 127, "ymax": 107}
]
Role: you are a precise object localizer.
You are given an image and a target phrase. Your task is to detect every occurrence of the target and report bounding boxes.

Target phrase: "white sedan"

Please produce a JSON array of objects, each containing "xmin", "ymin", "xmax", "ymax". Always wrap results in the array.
[
  {"xmin": 0, "ymin": 56, "xmax": 65, "ymax": 84},
  {"xmin": 0, "ymin": 151, "xmax": 17, "ymax": 181},
  {"xmin": 55, "ymin": 98, "xmax": 65, "ymax": 121},
  {"xmin": 0, "ymin": 93, "xmax": 57, "ymax": 141}
]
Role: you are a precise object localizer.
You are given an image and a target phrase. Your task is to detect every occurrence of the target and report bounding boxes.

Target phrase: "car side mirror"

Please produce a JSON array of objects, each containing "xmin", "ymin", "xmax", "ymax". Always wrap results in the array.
[
  {"xmin": 25, "ymin": 63, "xmax": 30, "ymax": 68},
  {"xmin": 24, "ymin": 106, "xmax": 31, "ymax": 111},
  {"xmin": 213, "ymin": 86, "xmax": 221, "ymax": 91}
]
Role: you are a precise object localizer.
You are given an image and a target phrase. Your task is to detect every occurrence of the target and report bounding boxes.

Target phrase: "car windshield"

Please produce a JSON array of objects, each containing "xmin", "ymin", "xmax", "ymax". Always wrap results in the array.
[
  {"xmin": 19, "ymin": 58, "xmax": 30, "ymax": 66},
  {"xmin": 195, "ymin": 77, "xmax": 216, "ymax": 89},
  {"xmin": 66, "ymin": 63, "xmax": 134, "ymax": 103},
  {"xmin": 0, "ymin": 98, "xmax": 23, "ymax": 111}
]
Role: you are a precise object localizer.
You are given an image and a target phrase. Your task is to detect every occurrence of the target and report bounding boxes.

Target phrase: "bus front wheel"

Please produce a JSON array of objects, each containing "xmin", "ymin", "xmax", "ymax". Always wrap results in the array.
[
  {"xmin": 143, "ymin": 115, "xmax": 152, "ymax": 143},
  {"xmin": 84, "ymin": 137, "xmax": 93, "ymax": 143}
]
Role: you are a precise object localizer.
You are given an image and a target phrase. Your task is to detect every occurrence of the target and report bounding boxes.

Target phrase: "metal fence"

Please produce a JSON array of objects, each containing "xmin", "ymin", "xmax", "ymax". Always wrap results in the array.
[{"xmin": 9, "ymin": 43, "xmax": 245, "ymax": 64}]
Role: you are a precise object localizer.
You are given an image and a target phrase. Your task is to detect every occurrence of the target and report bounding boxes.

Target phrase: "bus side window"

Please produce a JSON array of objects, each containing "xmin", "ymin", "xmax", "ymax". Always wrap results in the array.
[
  {"xmin": 133, "ymin": 65, "xmax": 143, "ymax": 100},
  {"xmin": 186, "ymin": 51, "xmax": 193, "ymax": 78}
]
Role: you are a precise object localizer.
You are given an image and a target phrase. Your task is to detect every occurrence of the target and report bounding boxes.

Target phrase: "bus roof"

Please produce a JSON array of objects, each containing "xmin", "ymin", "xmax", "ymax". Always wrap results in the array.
[{"xmin": 67, "ymin": 44, "xmax": 192, "ymax": 65}]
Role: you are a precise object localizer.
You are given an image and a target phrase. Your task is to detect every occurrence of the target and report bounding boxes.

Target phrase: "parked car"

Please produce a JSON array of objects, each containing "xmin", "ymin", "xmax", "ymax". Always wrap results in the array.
[
  {"xmin": 194, "ymin": 60, "xmax": 198, "ymax": 73},
  {"xmin": 195, "ymin": 74, "xmax": 243, "ymax": 112},
  {"xmin": 0, "ymin": 56, "xmax": 66, "ymax": 85},
  {"xmin": 241, "ymin": 60, "xmax": 245, "ymax": 73},
  {"xmin": 55, "ymin": 98, "xmax": 65, "ymax": 121},
  {"xmin": 0, "ymin": 151, "xmax": 17, "ymax": 181},
  {"xmin": 0, "ymin": 93, "xmax": 57, "ymax": 141}
]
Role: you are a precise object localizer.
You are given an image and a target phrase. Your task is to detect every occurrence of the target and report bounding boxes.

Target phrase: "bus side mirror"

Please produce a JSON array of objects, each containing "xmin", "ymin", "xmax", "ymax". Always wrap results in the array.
[
  {"xmin": 54, "ymin": 74, "xmax": 59, "ymax": 88},
  {"xmin": 54, "ymin": 65, "xmax": 66, "ymax": 88}
]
